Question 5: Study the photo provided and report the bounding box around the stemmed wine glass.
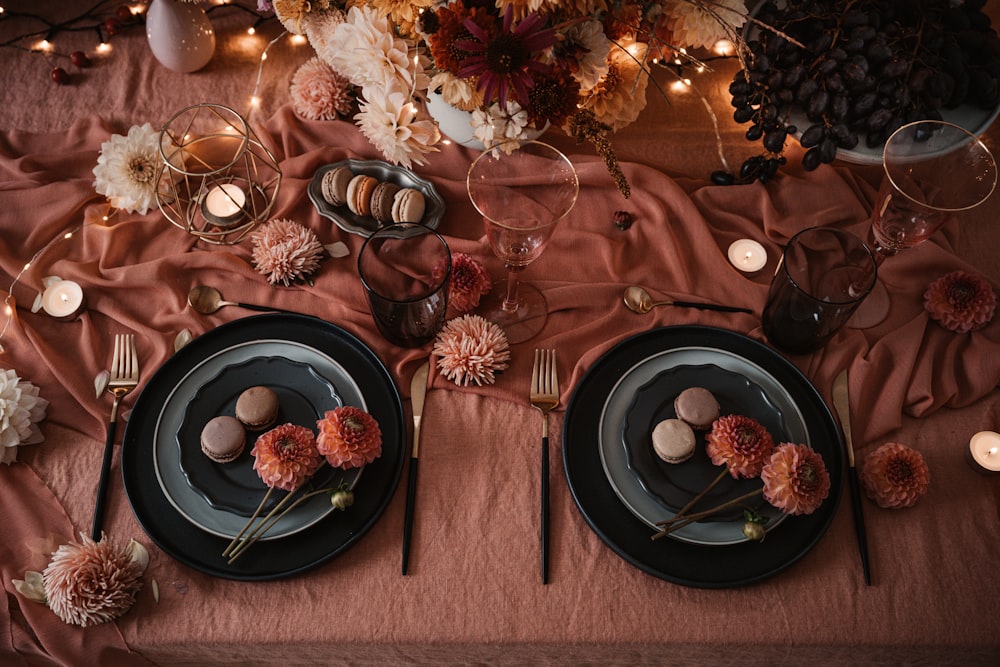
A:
[850,119,997,328]
[467,140,579,343]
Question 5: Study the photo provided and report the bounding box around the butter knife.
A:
[402,360,430,575]
[832,369,872,586]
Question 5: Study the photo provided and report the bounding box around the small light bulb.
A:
[247,27,256,35]
[97,42,111,53]
[250,96,261,108]
[63,232,73,239]
[261,52,268,61]
[289,34,306,45]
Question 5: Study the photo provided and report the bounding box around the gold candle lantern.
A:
[155,103,282,245]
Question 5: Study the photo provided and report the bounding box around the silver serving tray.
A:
[308,159,446,237]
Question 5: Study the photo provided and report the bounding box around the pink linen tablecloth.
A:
[2,3,999,665]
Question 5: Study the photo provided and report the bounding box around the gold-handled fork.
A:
[92,333,140,540]
[530,349,559,585]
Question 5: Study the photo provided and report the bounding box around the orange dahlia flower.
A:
[316,406,382,469]
[251,423,322,492]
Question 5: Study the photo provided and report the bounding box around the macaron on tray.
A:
[308,159,446,237]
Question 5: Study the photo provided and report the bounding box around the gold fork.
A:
[92,333,140,540]
[530,348,559,585]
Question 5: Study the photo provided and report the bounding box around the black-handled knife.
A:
[402,361,429,575]
[832,369,872,586]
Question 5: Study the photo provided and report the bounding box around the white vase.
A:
[146,0,216,73]
[425,90,548,150]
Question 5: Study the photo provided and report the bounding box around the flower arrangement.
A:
[273,1,751,193]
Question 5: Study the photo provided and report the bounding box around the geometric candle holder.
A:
[155,103,282,245]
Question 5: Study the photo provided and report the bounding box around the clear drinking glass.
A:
[467,140,579,344]
[850,120,997,327]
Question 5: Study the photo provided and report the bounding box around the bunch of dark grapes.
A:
[716,0,1000,184]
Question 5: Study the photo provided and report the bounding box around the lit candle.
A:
[728,239,768,273]
[201,183,246,227]
[968,431,1000,474]
[41,279,85,319]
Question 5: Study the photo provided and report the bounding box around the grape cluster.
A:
[719,0,1000,182]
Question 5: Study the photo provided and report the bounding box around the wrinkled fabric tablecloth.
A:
[1,3,999,665]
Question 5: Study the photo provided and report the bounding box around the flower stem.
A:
[651,489,764,541]
[227,489,329,564]
[222,487,273,557]
[654,469,729,529]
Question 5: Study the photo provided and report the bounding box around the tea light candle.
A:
[968,431,1000,474]
[202,183,246,227]
[41,279,85,319]
[728,239,767,273]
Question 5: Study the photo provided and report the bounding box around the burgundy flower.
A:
[443,253,492,314]
[761,443,831,515]
[705,414,775,479]
[859,442,930,509]
[455,5,555,108]
[923,270,996,333]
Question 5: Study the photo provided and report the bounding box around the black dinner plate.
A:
[563,325,843,588]
[623,364,788,524]
[121,314,405,581]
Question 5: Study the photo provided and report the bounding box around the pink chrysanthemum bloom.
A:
[42,534,145,627]
[923,270,996,333]
[432,314,510,386]
[859,442,930,509]
[433,253,492,314]
[761,443,831,515]
[290,56,355,120]
[251,218,325,286]
[252,423,322,492]
[316,406,382,469]
[705,414,775,479]
[455,5,555,108]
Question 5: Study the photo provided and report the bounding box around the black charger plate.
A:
[562,325,843,588]
[121,314,405,581]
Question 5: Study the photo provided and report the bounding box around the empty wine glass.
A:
[467,140,579,343]
[850,119,997,328]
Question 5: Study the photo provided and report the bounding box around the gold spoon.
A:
[187,286,300,316]
[623,285,753,315]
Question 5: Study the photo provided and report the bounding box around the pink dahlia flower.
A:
[923,270,996,333]
[432,314,510,386]
[316,406,382,469]
[290,56,354,120]
[706,414,775,479]
[761,443,831,515]
[251,218,325,286]
[42,534,145,627]
[859,442,930,509]
[252,423,321,492]
[436,253,492,314]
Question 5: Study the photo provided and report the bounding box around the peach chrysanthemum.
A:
[432,314,510,386]
[42,534,146,627]
[441,253,493,314]
[290,56,355,120]
[705,414,775,479]
[923,270,997,333]
[316,406,383,469]
[251,423,322,492]
[660,0,747,51]
[859,442,930,509]
[251,218,325,286]
[576,42,649,131]
[761,443,831,515]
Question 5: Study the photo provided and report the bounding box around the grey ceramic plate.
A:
[308,159,445,237]
[153,339,366,540]
[600,347,809,546]
[177,356,344,516]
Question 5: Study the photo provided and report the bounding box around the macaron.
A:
[321,166,353,207]
[651,419,697,464]
[234,386,280,432]
[391,187,426,223]
[200,416,246,463]
[674,387,720,430]
[346,174,378,216]
[369,181,401,224]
